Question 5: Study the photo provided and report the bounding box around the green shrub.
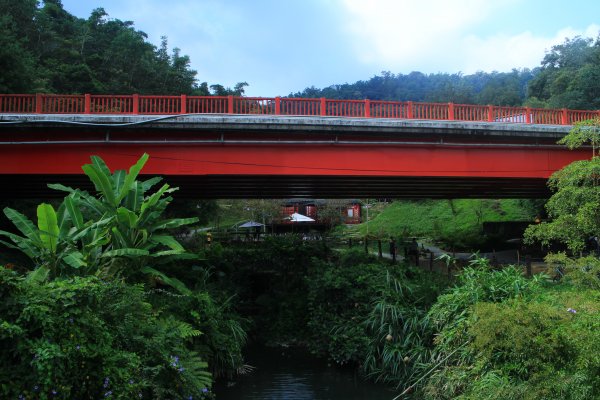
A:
[456,297,600,400]
[204,236,330,342]
[306,251,384,364]
[306,249,445,371]
[545,253,600,290]
[0,267,213,400]
[471,301,572,379]
[150,285,247,379]
[363,272,436,388]
[418,263,599,400]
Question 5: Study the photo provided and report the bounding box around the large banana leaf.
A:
[3,207,42,245]
[102,248,149,257]
[90,155,112,177]
[48,184,106,216]
[112,169,126,200]
[138,211,161,228]
[151,235,185,251]
[37,203,59,252]
[62,251,86,268]
[64,195,84,230]
[141,176,162,192]
[117,153,149,202]
[0,231,41,259]
[82,164,117,207]
[151,217,199,231]
[141,266,191,295]
[71,216,112,240]
[124,181,144,212]
[110,226,133,248]
[152,250,188,257]
[140,183,171,217]
[24,266,50,284]
[116,207,139,229]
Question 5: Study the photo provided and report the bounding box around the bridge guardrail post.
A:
[526,107,532,124]
[275,96,281,115]
[365,99,371,118]
[35,93,43,114]
[180,94,187,114]
[487,105,494,122]
[448,102,455,120]
[132,94,139,114]
[228,95,234,114]
[561,108,568,125]
[320,97,326,116]
[84,94,91,114]
[407,101,413,119]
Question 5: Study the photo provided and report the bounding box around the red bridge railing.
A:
[1,93,599,125]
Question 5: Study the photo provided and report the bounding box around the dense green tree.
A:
[0,1,234,95]
[527,36,600,109]
[0,16,36,92]
[524,118,600,252]
[291,69,535,106]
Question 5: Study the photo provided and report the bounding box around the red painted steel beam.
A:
[0,144,590,179]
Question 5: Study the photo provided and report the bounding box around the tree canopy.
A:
[527,36,600,109]
[524,118,600,252]
[290,69,536,106]
[0,0,245,95]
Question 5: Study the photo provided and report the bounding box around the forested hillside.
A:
[292,69,536,106]
[0,0,247,95]
[292,36,600,110]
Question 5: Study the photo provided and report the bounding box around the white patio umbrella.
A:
[238,221,265,228]
[288,212,315,222]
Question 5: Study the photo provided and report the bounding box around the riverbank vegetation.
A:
[202,239,599,399]
[0,154,245,399]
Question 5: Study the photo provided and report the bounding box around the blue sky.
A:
[60,0,600,96]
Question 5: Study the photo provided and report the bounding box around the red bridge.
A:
[0,94,596,199]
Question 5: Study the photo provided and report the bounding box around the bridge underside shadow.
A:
[1,174,550,199]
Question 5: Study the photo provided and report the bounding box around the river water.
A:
[214,345,396,400]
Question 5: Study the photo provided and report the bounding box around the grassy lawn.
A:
[347,199,541,250]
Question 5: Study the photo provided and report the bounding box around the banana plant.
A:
[0,200,110,278]
[48,153,198,293]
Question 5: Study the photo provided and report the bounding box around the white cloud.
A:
[340,0,600,74]
[461,24,600,73]
[341,0,512,65]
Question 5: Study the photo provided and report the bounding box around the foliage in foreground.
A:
[0,154,248,397]
[416,264,600,400]
[0,268,212,399]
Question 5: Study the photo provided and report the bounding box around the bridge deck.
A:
[0,113,589,199]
